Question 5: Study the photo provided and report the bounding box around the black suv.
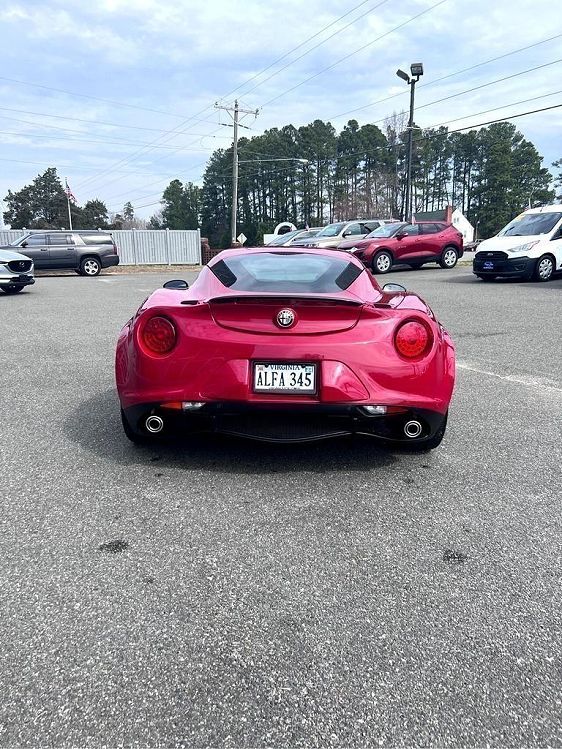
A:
[1,231,119,276]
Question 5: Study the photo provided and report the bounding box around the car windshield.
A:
[316,222,346,237]
[212,252,362,292]
[267,230,302,246]
[290,230,320,243]
[498,212,562,237]
[366,222,406,238]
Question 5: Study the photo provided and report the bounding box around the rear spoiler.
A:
[207,294,363,306]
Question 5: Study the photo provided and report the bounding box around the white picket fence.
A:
[0,228,202,265]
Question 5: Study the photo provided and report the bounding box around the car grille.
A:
[476,251,508,261]
[7,260,32,273]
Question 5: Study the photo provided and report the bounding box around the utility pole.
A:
[214,100,258,245]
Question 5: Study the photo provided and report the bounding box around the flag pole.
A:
[66,177,73,230]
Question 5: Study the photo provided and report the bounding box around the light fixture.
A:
[410,62,424,78]
[396,68,410,83]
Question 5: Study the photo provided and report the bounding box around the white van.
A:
[473,205,562,282]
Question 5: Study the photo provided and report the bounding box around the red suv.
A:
[338,221,463,274]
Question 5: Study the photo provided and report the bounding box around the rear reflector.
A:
[395,320,431,358]
[161,401,204,411]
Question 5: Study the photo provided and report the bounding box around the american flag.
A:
[65,178,77,203]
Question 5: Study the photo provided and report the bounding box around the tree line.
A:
[2,168,144,231]
[3,121,561,247]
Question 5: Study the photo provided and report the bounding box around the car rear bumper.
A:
[122,401,447,444]
[101,254,119,268]
[473,255,533,277]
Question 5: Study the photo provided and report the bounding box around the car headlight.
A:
[506,241,539,253]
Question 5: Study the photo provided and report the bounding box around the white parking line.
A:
[457,361,562,393]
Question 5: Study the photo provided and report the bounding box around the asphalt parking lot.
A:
[1,264,561,747]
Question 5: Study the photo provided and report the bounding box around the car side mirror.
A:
[21,241,28,248]
[342,230,351,237]
[382,283,406,293]
[163,279,189,290]
[395,232,407,240]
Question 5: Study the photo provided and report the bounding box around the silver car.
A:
[0,249,35,294]
[266,228,322,247]
[298,220,388,249]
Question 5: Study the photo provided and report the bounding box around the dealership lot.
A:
[1,266,561,746]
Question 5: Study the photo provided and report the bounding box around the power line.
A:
[259,0,448,108]
[0,105,218,131]
[328,57,562,143]
[0,156,200,177]
[219,0,378,98]
[327,32,562,120]
[238,0,393,99]
[0,113,235,142]
[0,129,223,152]
[0,76,196,119]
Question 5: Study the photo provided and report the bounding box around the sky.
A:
[0,0,561,225]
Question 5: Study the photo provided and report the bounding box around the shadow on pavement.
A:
[65,388,398,474]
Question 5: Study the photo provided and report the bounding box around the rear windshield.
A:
[211,252,362,292]
[498,212,562,237]
[80,234,114,245]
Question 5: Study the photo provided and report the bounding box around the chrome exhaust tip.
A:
[404,420,423,439]
[145,415,164,434]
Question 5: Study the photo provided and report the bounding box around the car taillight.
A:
[142,316,176,354]
[395,320,431,358]
[113,241,119,255]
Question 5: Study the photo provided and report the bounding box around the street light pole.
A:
[396,63,423,222]
[406,79,415,222]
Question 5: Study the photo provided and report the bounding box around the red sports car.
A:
[116,248,455,448]
[338,221,463,274]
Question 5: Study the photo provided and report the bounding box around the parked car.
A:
[266,228,321,246]
[116,247,455,450]
[0,249,35,294]
[473,205,562,282]
[298,220,390,249]
[338,221,464,273]
[2,231,119,276]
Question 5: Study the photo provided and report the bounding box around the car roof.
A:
[524,205,562,215]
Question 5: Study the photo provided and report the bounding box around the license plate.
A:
[253,362,316,393]
[483,261,494,270]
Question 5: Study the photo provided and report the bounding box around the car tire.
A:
[372,250,393,274]
[1,285,25,294]
[476,274,496,281]
[121,409,149,445]
[439,246,458,269]
[534,254,555,282]
[79,256,102,276]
